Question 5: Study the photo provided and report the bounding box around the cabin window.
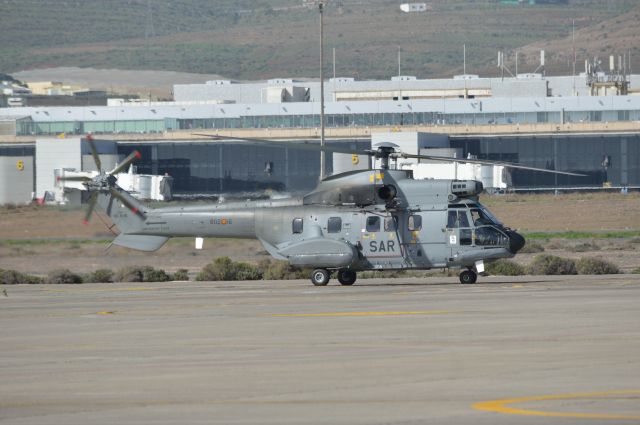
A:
[460,229,473,246]
[447,210,470,228]
[327,217,342,233]
[384,216,397,232]
[408,215,422,231]
[366,216,380,232]
[292,218,303,234]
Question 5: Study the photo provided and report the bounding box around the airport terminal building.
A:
[0,72,639,201]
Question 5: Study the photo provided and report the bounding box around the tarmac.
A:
[1,275,639,425]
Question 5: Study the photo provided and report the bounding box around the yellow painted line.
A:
[473,390,640,420]
[96,311,116,315]
[272,310,453,317]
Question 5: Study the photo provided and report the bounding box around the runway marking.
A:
[43,287,156,293]
[272,310,453,317]
[473,390,640,420]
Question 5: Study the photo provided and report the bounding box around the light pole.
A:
[319,1,326,180]
[306,0,327,180]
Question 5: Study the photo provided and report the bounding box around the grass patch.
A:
[196,257,262,281]
[0,269,43,285]
[0,238,112,247]
[519,242,545,253]
[486,260,526,276]
[527,254,577,275]
[524,231,640,240]
[567,242,601,252]
[576,258,620,275]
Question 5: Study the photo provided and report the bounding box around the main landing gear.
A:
[459,269,477,284]
[337,270,357,286]
[310,269,357,286]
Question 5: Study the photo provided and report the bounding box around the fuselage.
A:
[136,193,523,271]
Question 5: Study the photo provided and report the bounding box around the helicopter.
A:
[58,134,583,286]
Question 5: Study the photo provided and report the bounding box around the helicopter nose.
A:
[507,230,526,254]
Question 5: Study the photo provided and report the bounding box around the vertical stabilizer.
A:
[97,188,147,234]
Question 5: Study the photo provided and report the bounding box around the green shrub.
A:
[258,259,308,280]
[142,267,171,282]
[46,269,83,284]
[196,257,263,281]
[527,255,577,275]
[84,269,114,283]
[172,269,190,281]
[115,266,170,282]
[115,266,145,282]
[0,269,43,284]
[576,258,620,275]
[632,267,640,274]
[486,260,525,276]
[519,242,545,254]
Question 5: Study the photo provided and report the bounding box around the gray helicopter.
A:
[60,134,583,286]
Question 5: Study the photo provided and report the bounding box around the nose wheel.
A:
[459,269,477,284]
[311,269,331,286]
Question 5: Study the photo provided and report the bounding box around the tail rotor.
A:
[60,135,144,224]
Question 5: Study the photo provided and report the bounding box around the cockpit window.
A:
[447,210,470,228]
[366,216,380,232]
[471,207,501,226]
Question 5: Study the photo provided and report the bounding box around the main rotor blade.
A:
[192,133,374,156]
[109,151,141,176]
[85,135,102,171]
[109,187,145,218]
[394,153,586,177]
[83,192,98,225]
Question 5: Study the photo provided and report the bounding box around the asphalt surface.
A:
[1,275,639,425]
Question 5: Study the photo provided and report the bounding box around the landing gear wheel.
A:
[337,270,357,286]
[311,269,331,286]
[459,269,477,284]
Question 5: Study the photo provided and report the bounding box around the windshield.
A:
[470,207,502,226]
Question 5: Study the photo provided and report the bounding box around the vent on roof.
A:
[391,76,417,81]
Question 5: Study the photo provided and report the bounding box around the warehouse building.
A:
[0,72,639,201]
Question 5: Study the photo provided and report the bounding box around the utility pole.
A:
[572,19,576,95]
[305,0,328,179]
[319,1,326,180]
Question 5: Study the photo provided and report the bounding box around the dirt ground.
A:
[1,192,639,276]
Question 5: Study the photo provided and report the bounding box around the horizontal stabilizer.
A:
[112,234,169,252]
